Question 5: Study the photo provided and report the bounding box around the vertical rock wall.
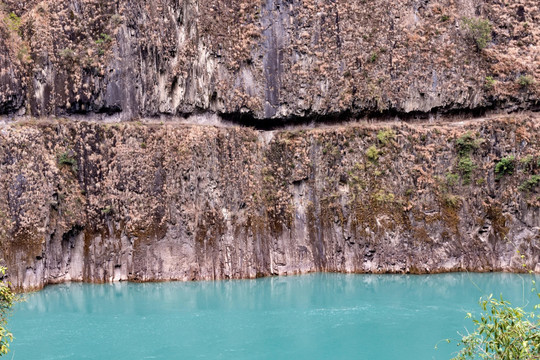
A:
[0,114,539,290]
[0,0,539,119]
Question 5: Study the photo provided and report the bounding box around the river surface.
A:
[9,273,539,359]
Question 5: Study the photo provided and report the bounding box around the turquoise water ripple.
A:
[10,273,539,360]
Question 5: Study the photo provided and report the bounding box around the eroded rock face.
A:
[0,0,539,119]
[0,114,539,290]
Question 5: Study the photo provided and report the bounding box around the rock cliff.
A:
[0,114,538,290]
[1,0,540,290]
[0,0,539,119]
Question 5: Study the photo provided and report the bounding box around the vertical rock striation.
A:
[0,114,538,290]
[0,0,539,119]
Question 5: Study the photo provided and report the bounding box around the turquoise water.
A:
[9,273,539,360]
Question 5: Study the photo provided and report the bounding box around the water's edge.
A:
[15,269,535,294]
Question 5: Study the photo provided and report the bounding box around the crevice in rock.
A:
[219,100,540,130]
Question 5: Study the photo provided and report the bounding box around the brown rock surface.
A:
[0,0,539,119]
[1,0,540,290]
[0,114,539,290]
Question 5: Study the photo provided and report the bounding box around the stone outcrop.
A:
[0,0,539,120]
[1,0,540,291]
[0,114,538,290]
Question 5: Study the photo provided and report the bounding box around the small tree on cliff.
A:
[0,267,16,356]
[462,17,492,50]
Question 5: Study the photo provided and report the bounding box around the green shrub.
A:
[95,33,112,45]
[0,266,17,356]
[4,12,21,35]
[377,129,396,145]
[458,156,476,184]
[59,48,75,60]
[454,133,482,184]
[443,194,461,208]
[520,155,534,166]
[518,175,540,192]
[57,152,78,173]
[495,156,515,179]
[366,145,380,162]
[455,132,478,157]
[484,76,496,90]
[95,33,112,56]
[446,173,460,187]
[452,294,540,360]
[463,17,492,50]
[374,190,395,203]
[517,75,535,87]
[520,155,536,173]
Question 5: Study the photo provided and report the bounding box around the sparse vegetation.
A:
[0,266,16,356]
[446,173,460,187]
[16,45,31,64]
[95,33,112,46]
[452,294,540,360]
[484,76,496,90]
[443,194,461,208]
[495,156,515,179]
[458,156,476,184]
[95,33,113,56]
[110,14,123,26]
[455,132,480,184]
[366,145,380,162]
[4,12,21,35]
[101,206,114,215]
[520,155,536,173]
[377,129,396,145]
[518,175,540,192]
[374,190,395,203]
[455,132,479,156]
[57,152,78,173]
[520,155,534,166]
[476,178,486,185]
[463,17,492,50]
[517,75,535,87]
[59,48,75,60]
